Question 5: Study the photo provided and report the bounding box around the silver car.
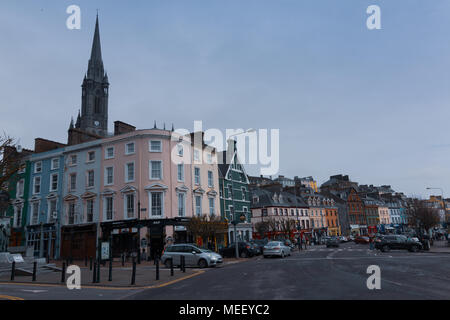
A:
[161,244,223,268]
[263,241,291,258]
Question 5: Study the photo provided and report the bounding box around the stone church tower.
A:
[68,15,109,145]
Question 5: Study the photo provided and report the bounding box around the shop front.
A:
[26,224,57,258]
[60,224,97,260]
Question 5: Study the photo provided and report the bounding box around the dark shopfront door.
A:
[149,225,165,260]
[112,232,138,258]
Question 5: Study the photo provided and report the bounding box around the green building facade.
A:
[218,148,252,245]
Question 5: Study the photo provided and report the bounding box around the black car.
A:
[375,235,423,252]
[250,239,268,255]
[326,237,340,248]
[219,242,255,258]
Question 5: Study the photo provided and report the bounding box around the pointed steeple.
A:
[75,110,81,128]
[87,14,105,81]
[91,14,102,61]
[69,117,74,130]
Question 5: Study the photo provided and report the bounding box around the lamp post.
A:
[227,129,256,259]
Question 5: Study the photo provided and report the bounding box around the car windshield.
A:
[267,242,281,246]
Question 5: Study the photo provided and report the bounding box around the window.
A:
[177,164,184,182]
[68,202,76,225]
[194,149,200,162]
[16,179,24,198]
[105,197,113,221]
[195,196,202,216]
[228,185,233,199]
[31,202,39,225]
[207,153,212,164]
[48,199,57,222]
[33,177,41,194]
[126,163,135,182]
[14,206,22,228]
[150,192,163,217]
[177,144,183,157]
[105,167,114,185]
[69,174,77,191]
[149,140,162,152]
[35,162,42,173]
[50,174,58,191]
[125,142,135,155]
[241,187,246,201]
[178,193,185,217]
[51,158,59,170]
[125,194,135,219]
[87,151,95,162]
[87,170,95,188]
[86,200,94,222]
[194,167,200,185]
[105,147,115,159]
[274,208,278,215]
[70,155,77,166]
[150,161,162,180]
[209,198,215,216]
[208,171,213,188]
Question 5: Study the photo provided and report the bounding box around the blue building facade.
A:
[27,148,65,258]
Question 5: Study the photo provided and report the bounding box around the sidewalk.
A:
[428,240,450,254]
[0,262,202,288]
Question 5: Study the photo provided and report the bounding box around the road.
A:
[128,242,450,300]
[0,242,449,300]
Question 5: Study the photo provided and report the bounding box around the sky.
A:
[1,0,450,198]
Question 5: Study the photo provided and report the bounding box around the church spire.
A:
[87,14,104,81]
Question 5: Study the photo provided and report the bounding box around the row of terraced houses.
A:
[1,17,448,258]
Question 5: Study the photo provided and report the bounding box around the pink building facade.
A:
[98,129,220,259]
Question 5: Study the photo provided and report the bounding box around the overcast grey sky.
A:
[1,1,450,197]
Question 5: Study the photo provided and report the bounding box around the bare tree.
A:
[279,219,297,239]
[187,215,228,247]
[406,198,441,233]
[254,221,270,238]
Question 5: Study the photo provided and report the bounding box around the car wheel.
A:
[382,245,390,252]
[410,245,419,253]
[198,259,208,269]
[240,251,248,258]
[263,255,268,259]
[281,251,285,258]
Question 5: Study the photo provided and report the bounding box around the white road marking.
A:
[21,290,48,293]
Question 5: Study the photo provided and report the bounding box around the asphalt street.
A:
[0,242,449,300]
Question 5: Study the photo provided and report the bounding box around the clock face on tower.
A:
[94,121,100,127]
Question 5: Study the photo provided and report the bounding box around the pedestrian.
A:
[369,237,374,250]
[298,237,303,251]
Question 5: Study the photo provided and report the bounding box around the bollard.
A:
[93,262,97,283]
[85,256,88,267]
[96,259,101,283]
[90,257,93,271]
[122,253,125,267]
[32,262,37,282]
[156,257,160,281]
[179,256,183,271]
[170,258,174,277]
[11,261,15,281]
[131,258,136,285]
[181,255,186,273]
[61,262,66,283]
[108,258,112,282]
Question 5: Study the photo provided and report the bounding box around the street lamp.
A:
[228,129,256,259]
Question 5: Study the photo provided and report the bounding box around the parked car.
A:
[348,235,355,241]
[354,236,370,244]
[339,236,348,243]
[219,242,255,258]
[250,239,268,255]
[375,235,423,252]
[263,241,291,258]
[161,244,223,268]
[248,241,261,255]
[326,237,340,248]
